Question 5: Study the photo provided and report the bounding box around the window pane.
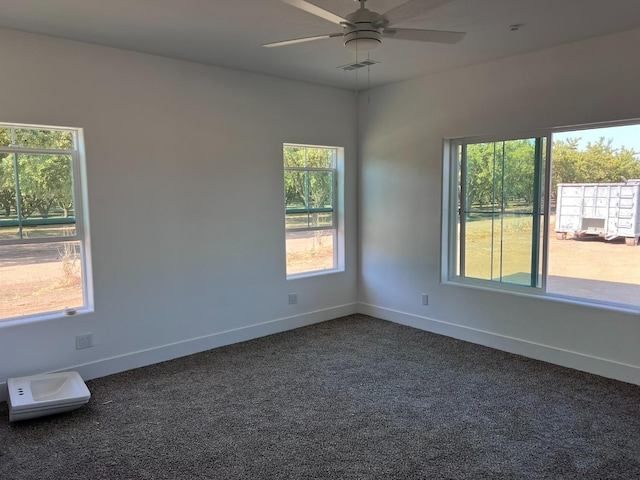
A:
[306,148,333,168]
[16,153,76,239]
[286,230,335,276]
[0,241,84,321]
[310,212,333,228]
[461,139,540,286]
[285,213,310,230]
[308,171,333,209]
[462,212,495,281]
[549,125,640,305]
[20,222,76,239]
[284,170,307,210]
[0,154,17,239]
[0,128,11,147]
[498,214,535,285]
[284,146,334,168]
[13,128,74,150]
[283,144,339,277]
[283,147,305,167]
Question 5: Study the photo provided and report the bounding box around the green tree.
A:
[41,156,74,217]
[0,187,15,217]
[17,156,56,218]
[466,142,501,208]
[551,137,640,198]
[284,147,334,230]
[465,136,640,209]
[501,139,536,205]
[284,148,306,214]
[0,153,15,217]
[0,127,76,219]
[13,128,73,150]
[465,140,536,209]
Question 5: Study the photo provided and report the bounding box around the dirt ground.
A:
[286,230,334,276]
[1,231,638,322]
[547,234,640,304]
[0,243,83,320]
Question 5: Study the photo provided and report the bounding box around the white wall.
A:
[359,28,640,385]
[3,24,639,402]
[0,28,358,400]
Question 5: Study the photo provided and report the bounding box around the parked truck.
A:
[555,180,640,246]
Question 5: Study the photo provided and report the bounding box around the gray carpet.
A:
[1,314,639,479]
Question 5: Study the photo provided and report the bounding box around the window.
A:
[444,121,640,310]
[0,123,92,322]
[284,144,342,277]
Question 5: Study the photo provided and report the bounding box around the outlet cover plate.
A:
[76,333,93,350]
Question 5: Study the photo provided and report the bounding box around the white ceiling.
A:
[2,0,640,90]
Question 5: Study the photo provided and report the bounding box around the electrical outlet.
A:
[76,333,93,350]
[421,294,429,306]
[288,293,298,305]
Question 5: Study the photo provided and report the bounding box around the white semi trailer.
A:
[555,180,640,246]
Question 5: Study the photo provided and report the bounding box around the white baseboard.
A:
[358,303,640,386]
[2,301,636,404]
[0,303,358,403]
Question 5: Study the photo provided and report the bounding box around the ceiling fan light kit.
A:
[342,2,383,52]
[344,30,382,52]
[264,0,465,52]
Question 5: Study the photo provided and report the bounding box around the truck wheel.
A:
[556,232,567,240]
[625,237,639,246]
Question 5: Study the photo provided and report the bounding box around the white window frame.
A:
[442,120,640,314]
[284,143,345,279]
[0,122,93,325]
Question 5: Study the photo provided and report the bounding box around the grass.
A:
[461,215,540,283]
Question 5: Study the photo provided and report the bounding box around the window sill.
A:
[287,268,344,280]
[442,278,640,316]
[0,307,94,328]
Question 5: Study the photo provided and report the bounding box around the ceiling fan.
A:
[263,0,465,52]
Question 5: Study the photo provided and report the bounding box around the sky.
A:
[553,124,640,154]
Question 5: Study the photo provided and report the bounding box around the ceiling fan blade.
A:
[382,0,455,26]
[263,33,342,48]
[281,0,351,26]
[383,28,465,44]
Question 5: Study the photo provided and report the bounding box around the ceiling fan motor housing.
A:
[264,0,466,50]
[343,7,386,52]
